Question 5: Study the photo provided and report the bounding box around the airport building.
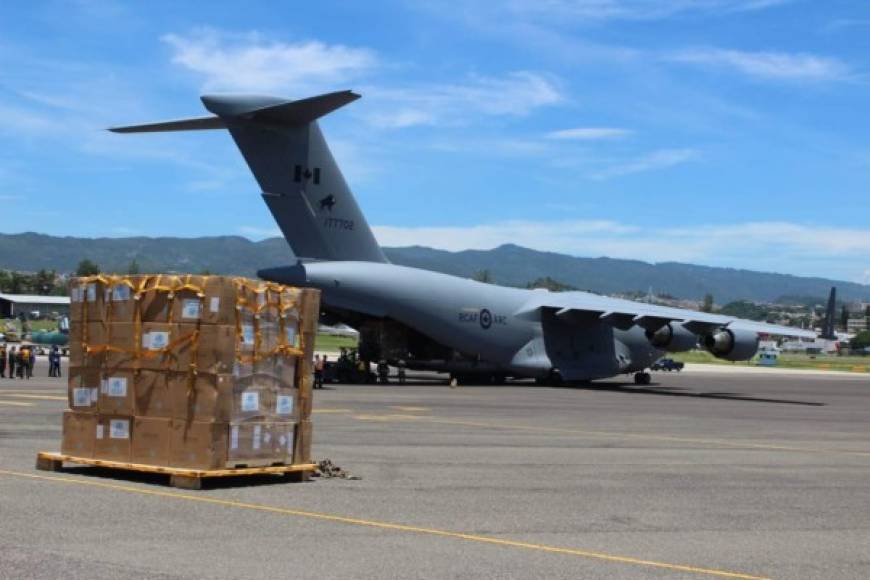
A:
[847,318,868,334]
[0,293,70,319]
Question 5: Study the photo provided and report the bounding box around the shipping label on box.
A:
[227,422,277,464]
[97,369,135,415]
[68,366,101,412]
[180,298,202,320]
[232,386,274,421]
[94,416,132,462]
[70,278,107,323]
[275,393,295,418]
[274,422,295,463]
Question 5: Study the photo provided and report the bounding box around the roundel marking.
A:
[479,308,493,330]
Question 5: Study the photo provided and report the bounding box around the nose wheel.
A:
[634,371,651,385]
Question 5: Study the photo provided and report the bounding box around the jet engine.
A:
[645,323,698,352]
[703,328,759,361]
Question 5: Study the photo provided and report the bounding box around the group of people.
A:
[0,344,63,379]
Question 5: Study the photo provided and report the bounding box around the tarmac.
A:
[1,360,869,580]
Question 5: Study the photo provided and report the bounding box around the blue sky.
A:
[1,0,868,283]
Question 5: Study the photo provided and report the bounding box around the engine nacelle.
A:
[646,323,698,352]
[703,328,759,361]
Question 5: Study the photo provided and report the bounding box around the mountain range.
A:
[2,232,868,304]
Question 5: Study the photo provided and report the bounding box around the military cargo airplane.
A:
[111,91,815,385]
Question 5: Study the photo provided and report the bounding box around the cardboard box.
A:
[133,275,239,325]
[227,422,276,466]
[169,372,233,422]
[69,279,106,323]
[94,416,132,462]
[131,417,171,466]
[231,384,274,421]
[294,420,313,464]
[68,366,101,413]
[135,322,198,372]
[105,282,137,322]
[69,321,107,368]
[61,411,97,457]
[169,420,227,469]
[273,387,298,422]
[98,368,136,415]
[102,322,137,369]
[196,324,239,374]
[135,370,173,418]
[273,422,296,463]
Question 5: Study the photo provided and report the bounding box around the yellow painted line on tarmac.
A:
[1,393,67,401]
[311,408,354,414]
[389,406,430,412]
[0,468,767,579]
[0,400,35,407]
[348,414,870,458]
[354,414,425,422]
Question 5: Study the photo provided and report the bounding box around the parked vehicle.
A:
[650,358,684,372]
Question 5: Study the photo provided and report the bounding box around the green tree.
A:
[127,259,141,275]
[719,300,769,321]
[9,271,28,294]
[76,259,100,277]
[851,330,870,350]
[526,277,576,292]
[472,269,492,284]
[840,305,850,332]
[701,293,714,313]
[34,269,56,295]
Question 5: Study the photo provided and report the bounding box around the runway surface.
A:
[1,361,868,579]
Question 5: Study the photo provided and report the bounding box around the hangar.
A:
[0,293,70,319]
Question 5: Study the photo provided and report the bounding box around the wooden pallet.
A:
[36,451,317,490]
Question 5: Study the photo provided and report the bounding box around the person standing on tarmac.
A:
[49,346,61,377]
[0,344,6,378]
[19,345,33,379]
[397,359,407,385]
[313,354,324,389]
[8,346,17,378]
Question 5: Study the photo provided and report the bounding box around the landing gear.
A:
[634,371,651,385]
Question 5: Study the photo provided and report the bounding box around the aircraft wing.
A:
[515,291,816,339]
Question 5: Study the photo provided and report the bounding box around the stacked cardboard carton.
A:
[62,275,319,470]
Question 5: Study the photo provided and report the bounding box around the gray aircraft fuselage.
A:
[260,261,662,381]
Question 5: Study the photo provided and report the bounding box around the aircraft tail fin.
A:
[110,90,387,264]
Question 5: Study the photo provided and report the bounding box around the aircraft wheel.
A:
[634,372,652,385]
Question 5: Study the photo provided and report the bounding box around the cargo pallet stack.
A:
[36,274,320,489]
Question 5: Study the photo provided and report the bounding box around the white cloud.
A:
[590,148,698,179]
[500,0,792,21]
[668,49,849,81]
[162,28,378,93]
[362,71,563,128]
[373,219,870,282]
[546,127,631,140]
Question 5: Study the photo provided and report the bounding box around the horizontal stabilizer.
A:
[201,90,360,126]
[109,115,225,133]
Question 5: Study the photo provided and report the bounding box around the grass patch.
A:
[315,334,358,352]
[671,350,869,373]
